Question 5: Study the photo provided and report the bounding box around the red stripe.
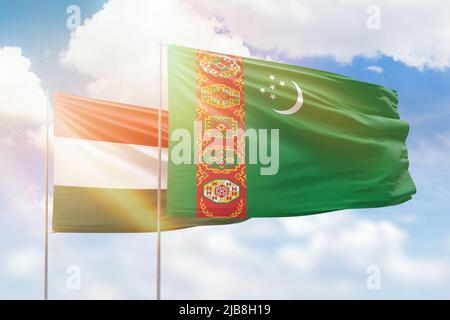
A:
[54,93,168,147]
[195,50,247,219]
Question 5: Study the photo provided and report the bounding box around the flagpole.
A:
[44,90,50,300]
[156,41,163,300]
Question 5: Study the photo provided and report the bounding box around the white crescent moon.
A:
[273,80,304,115]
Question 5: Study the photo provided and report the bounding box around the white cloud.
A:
[411,134,450,166]
[367,65,384,73]
[0,134,16,146]
[60,0,450,107]
[278,213,449,285]
[8,183,50,239]
[191,0,450,70]
[60,0,251,107]
[0,47,47,124]
[26,127,46,149]
[12,184,45,217]
[26,125,53,150]
[42,50,51,59]
[2,248,41,279]
[0,46,48,152]
[160,213,450,299]
[386,253,448,284]
[15,212,447,299]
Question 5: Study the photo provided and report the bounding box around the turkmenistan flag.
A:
[52,93,244,232]
[166,45,416,219]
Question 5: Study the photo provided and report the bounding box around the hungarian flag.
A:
[52,93,243,232]
[166,46,416,219]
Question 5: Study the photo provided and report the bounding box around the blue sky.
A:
[1,0,450,299]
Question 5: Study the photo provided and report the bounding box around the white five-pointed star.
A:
[259,87,266,94]
[269,84,276,91]
[269,74,276,81]
[270,94,276,100]
[279,80,286,87]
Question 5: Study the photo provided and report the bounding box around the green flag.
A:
[166,45,416,219]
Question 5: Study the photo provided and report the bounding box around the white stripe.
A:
[54,137,167,189]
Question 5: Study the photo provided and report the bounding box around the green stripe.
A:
[53,186,245,233]
[243,56,415,216]
[166,45,197,217]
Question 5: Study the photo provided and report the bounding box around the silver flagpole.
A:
[44,90,50,300]
[156,41,163,300]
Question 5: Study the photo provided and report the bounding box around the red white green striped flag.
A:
[52,93,243,232]
[166,46,416,219]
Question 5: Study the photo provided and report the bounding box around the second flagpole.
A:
[44,90,50,300]
[156,41,163,300]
